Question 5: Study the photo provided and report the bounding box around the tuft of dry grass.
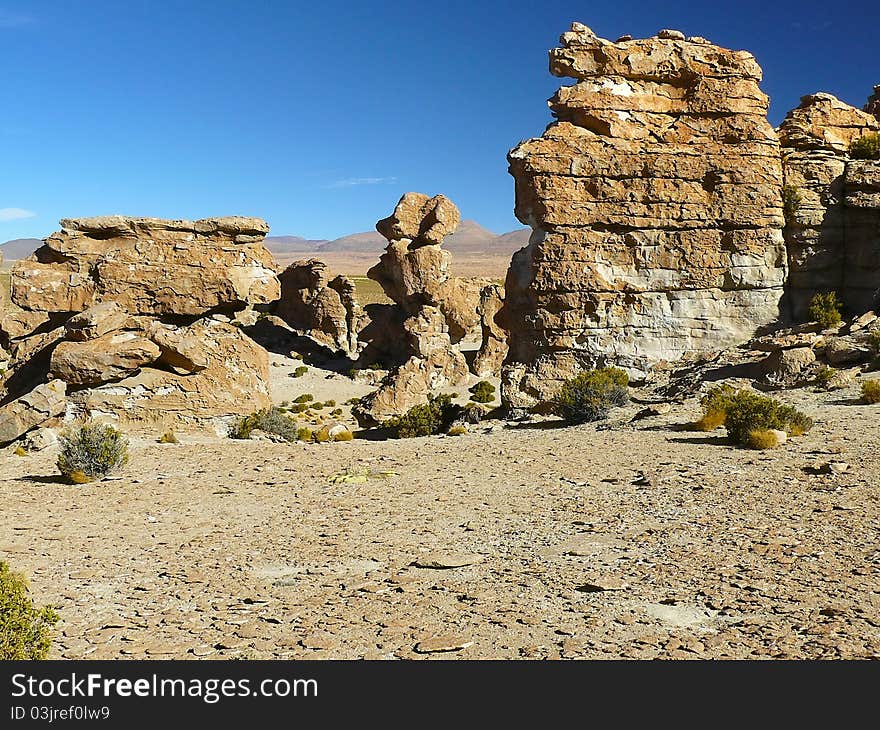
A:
[745,429,782,450]
[861,380,880,404]
[692,409,726,431]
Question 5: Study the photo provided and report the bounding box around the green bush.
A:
[57,422,129,484]
[782,184,803,225]
[808,292,842,328]
[850,132,880,160]
[459,402,487,424]
[724,391,813,445]
[469,381,496,404]
[862,380,880,404]
[0,561,59,659]
[693,384,737,431]
[230,407,298,442]
[296,427,314,442]
[385,394,457,438]
[292,366,308,378]
[553,367,629,424]
[814,365,838,390]
[868,328,880,354]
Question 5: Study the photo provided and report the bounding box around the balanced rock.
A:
[11,216,279,316]
[275,259,362,356]
[502,25,787,408]
[473,283,508,378]
[0,379,66,445]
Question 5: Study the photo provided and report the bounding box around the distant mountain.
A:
[264,235,328,255]
[0,238,41,263]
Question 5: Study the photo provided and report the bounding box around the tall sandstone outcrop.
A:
[501,24,788,410]
[779,93,880,319]
[1,217,276,436]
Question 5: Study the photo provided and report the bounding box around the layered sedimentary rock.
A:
[275,259,363,356]
[473,284,508,378]
[501,23,788,409]
[0,380,66,445]
[1,217,276,434]
[779,93,880,318]
[11,216,279,316]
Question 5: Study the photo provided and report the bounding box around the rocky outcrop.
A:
[473,284,508,378]
[501,24,787,410]
[866,85,880,122]
[354,194,474,423]
[10,216,279,316]
[779,93,880,319]
[1,217,276,431]
[275,259,363,356]
[0,380,66,445]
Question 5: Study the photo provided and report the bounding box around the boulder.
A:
[501,25,787,408]
[64,302,129,341]
[275,259,363,356]
[761,346,816,386]
[0,379,66,445]
[11,216,279,316]
[375,192,460,248]
[473,283,508,377]
[49,331,161,386]
[825,335,874,365]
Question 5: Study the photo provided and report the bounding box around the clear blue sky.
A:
[1,0,877,242]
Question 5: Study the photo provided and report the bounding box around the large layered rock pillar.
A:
[501,23,787,410]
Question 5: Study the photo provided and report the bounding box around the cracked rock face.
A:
[779,93,880,319]
[501,23,788,410]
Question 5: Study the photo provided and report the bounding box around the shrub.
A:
[13,446,27,457]
[324,400,336,408]
[0,562,59,660]
[553,367,629,424]
[744,428,783,450]
[292,366,308,378]
[296,427,314,442]
[814,365,837,389]
[314,428,330,443]
[294,394,314,404]
[861,380,880,404]
[850,132,880,160]
[158,431,178,444]
[808,292,842,329]
[333,430,354,442]
[386,393,457,438]
[469,381,496,404]
[57,422,128,484]
[331,408,343,417]
[291,403,309,414]
[447,425,468,436]
[460,402,487,424]
[868,328,880,355]
[693,384,737,431]
[782,184,803,225]
[230,407,298,442]
[723,391,813,446]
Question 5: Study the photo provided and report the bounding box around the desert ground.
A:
[2,345,878,660]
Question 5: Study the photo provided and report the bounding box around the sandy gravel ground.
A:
[1,379,878,660]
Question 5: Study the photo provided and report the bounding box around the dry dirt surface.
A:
[1,381,879,660]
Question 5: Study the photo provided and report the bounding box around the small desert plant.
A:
[469,381,496,404]
[744,428,783,450]
[868,328,880,355]
[57,422,128,484]
[553,367,629,424]
[292,366,308,378]
[13,445,27,457]
[782,184,803,225]
[230,407,298,442]
[296,427,314,442]
[724,391,813,446]
[324,399,336,408]
[294,393,314,403]
[459,402,487,424]
[861,380,880,404]
[808,292,842,329]
[158,431,178,444]
[314,428,330,443]
[333,430,354,442]
[331,408,343,417]
[0,562,59,660]
[693,384,737,431]
[850,132,880,160]
[814,365,838,390]
[291,403,309,414]
[447,425,468,436]
[386,393,457,438]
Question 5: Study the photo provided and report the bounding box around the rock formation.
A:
[0,380,66,445]
[501,23,788,411]
[473,283,508,378]
[1,217,276,437]
[275,259,363,356]
[779,93,880,319]
[355,194,473,423]
[865,85,880,122]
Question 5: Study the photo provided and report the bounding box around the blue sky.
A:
[1,0,877,241]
